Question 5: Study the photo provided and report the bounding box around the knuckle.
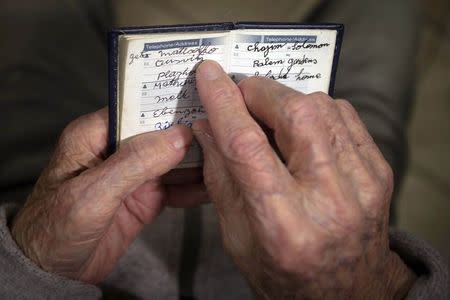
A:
[237,76,262,91]
[210,84,241,104]
[126,134,167,168]
[336,99,357,114]
[57,111,106,154]
[279,91,304,105]
[379,161,394,195]
[225,126,268,163]
[381,160,394,184]
[366,159,394,198]
[309,91,333,104]
[280,95,319,124]
[59,119,83,146]
[360,166,394,216]
[311,92,340,119]
[267,232,323,276]
[272,247,303,274]
[263,230,306,274]
[336,99,362,122]
[238,76,276,96]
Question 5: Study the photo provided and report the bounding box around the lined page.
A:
[117,28,338,169]
[119,32,229,168]
[229,29,337,93]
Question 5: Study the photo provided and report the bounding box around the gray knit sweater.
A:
[0,203,448,300]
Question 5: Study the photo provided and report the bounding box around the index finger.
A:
[238,77,336,180]
[195,60,286,191]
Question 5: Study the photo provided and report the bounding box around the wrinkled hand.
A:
[11,108,206,283]
[193,61,416,299]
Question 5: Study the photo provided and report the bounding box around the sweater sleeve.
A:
[0,203,101,300]
[1,199,448,300]
[390,229,450,300]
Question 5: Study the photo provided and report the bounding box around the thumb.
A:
[73,125,193,206]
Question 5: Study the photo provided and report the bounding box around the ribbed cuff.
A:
[390,228,450,300]
[0,203,101,300]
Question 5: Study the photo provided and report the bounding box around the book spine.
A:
[107,31,119,155]
[328,25,345,97]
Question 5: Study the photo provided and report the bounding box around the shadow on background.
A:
[397,0,450,261]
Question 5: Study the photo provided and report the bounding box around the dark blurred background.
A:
[395,0,450,261]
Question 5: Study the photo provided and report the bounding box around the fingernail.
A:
[199,60,223,81]
[167,127,191,150]
[172,138,187,150]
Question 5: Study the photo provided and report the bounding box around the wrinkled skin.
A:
[192,61,416,299]
[12,110,207,283]
[12,60,416,299]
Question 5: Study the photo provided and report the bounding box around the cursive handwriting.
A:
[254,68,289,80]
[154,121,173,130]
[154,115,198,130]
[292,41,330,50]
[158,44,218,57]
[129,52,149,65]
[247,42,287,58]
[155,55,203,67]
[286,55,318,73]
[154,89,190,104]
[153,77,196,90]
[152,106,206,118]
[155,45,218,68]
[253,57,285,68]
[295,68,322,81]
[287,54,317,67]
[157,67,195,81]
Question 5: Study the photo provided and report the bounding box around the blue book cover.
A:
[108,22,344,166]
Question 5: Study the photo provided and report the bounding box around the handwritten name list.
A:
[120,30,337,167]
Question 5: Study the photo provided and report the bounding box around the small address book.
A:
[108,22,344,167]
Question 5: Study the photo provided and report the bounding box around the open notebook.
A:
[108,22,344,167]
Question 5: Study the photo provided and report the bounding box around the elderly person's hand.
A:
[193,61,416,299]
[11,109,206,283]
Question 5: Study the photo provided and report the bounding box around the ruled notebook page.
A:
[118,31,229,168]
[116,28,338,168]
[228,29,337,94]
